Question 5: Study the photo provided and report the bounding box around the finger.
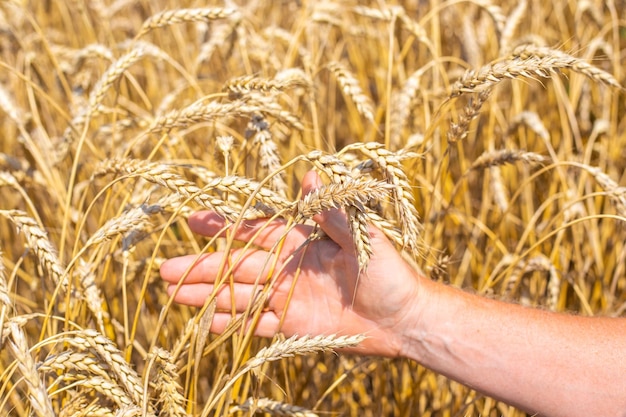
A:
[188,211,308,251]
[301,170,355,252]
[210,312,281,338]
[167,282,263,311]
[160,249,276,285]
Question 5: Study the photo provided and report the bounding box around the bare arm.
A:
[401,278,626,417]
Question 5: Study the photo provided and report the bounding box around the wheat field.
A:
[0,0,624,416]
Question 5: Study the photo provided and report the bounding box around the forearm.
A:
[401,279,626,417]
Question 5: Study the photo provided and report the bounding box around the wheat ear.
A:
[0,209,68,290]
[64,329,144,406]
[137,7,241,38]
[327,61,375,124]
[231,397,319,416]
[150,347,187,417]
[6,323,55,417]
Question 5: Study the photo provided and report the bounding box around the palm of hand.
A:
[160,172,421,357]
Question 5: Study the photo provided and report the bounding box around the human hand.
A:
[160,171,425,357]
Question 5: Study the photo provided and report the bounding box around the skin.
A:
[160,171,626,417]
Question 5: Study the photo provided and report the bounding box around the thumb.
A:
[301,170,355,252]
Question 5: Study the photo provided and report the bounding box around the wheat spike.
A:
[447,89,492,144]
[150,347,187,417]
[506,111,550,141]
[231,397,319,416]
[244,334,365,371]
[327,61,375,124]
[248,117,288,196]
[148,99,247,133]
[512,44,623,90]
[451,45,623,97]
[0,209,68,290]
[7,323,55,417]
[39,350,112,382]
[64,329,144,406]
[224,70,311,99]
[500,0,527,54]
[469,149,548,172]
[0,82,26,126]
[342,143,423,254]
[389,66,428,147]
[137,7,241,38]
[295,179,393,221]
[93,159,265,221]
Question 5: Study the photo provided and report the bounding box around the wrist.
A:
[396,277,462,363]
